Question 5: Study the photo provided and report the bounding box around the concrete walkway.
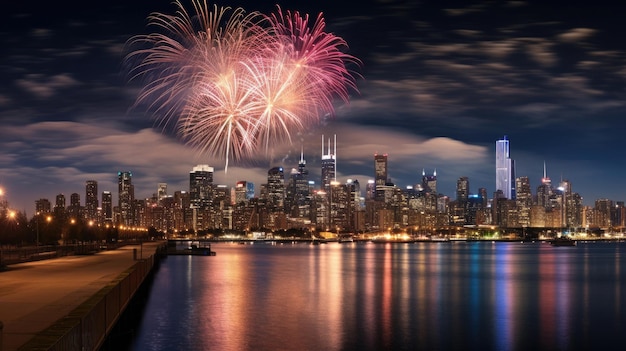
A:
[0,242,162,351]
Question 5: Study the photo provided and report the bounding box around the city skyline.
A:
[3,137,611,219]
[3,1,626,212]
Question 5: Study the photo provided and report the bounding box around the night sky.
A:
[2,0,626,213]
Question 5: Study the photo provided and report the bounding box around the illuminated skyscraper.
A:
[157,183,167,204]
[189,165,214,209]
[365,180,375,200]
[516,176,532,227]
[235,181,255,204]
[495,136,515,200]
[267,167,285,209]
[85,180,98,221]
[321,134,336,191]
[422,169,437,193]
[374,153,388,201]
[295,151,310,200]
[68,193,81,219]
[102,191,112,223]
[536,162,552,208]
[456,176,469,203]
[54,193,66,219]
[286,149,310,216]
[55,194,66,210]
[118,171,134,226]
[374,153,388,186]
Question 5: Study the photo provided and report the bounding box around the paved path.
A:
[0,242,162,351]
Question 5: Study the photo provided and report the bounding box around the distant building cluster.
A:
[27,135,625,234]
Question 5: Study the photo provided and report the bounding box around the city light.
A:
[2,141,625,244]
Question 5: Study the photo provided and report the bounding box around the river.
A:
[121,241,625,350]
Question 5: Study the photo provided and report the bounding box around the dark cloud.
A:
[2,0,626,212]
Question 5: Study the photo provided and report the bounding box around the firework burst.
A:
[126,0,360,171]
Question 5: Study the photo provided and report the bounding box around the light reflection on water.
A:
[130,241,626,351]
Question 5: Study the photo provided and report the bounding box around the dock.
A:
[0,241,165,351]
[166,239,216,256]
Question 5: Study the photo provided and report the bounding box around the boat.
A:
[311,238,328,245]
[338,235,354,243]
[549,236,577,246]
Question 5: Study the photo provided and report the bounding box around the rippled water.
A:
[128,241,626,351]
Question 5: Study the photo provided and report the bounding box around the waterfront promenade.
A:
[0,242,163,351]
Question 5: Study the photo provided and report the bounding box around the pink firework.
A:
[268,6,360,111]
[126,0,360,171]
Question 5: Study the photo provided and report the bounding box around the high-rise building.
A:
[266,167,285,210]
[55,194,66,210]
[456,176,469,203]
[35,198,51,214]
[374,153,388,186]
[374,153,388,201]
[118,171,134,226]
[157,183,167,204]
[594,199,612,227]
[365,180,375,200]
[85,180,98,221]
[347,179,364,231]
[516,176,532,227]
[189,165,214,209]
[558,179,572,228]
[295,150,310,200]
[235,181,255,204]
[54,193,66,218]
[321,134,336,191]
[495,136,515,200]
[422,169,437,194]
[536,162,552,208]
[189,165,214,231]
[68,192,81,219]
[329,180,350,230]
[286,149,310,217]
[478,187,488,208]
[102,191,112,223]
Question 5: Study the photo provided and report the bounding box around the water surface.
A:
[129,241,626,350]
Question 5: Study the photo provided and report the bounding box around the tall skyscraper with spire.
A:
[495,136,515,200]
[321,134,336,191]
[286,148,309,215]
[294,148,310,204]
[537,162,552,208]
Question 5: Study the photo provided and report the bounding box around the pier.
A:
[0,241,165,351]
[166,239,216,256]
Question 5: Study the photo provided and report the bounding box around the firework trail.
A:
[126,0,359,171]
